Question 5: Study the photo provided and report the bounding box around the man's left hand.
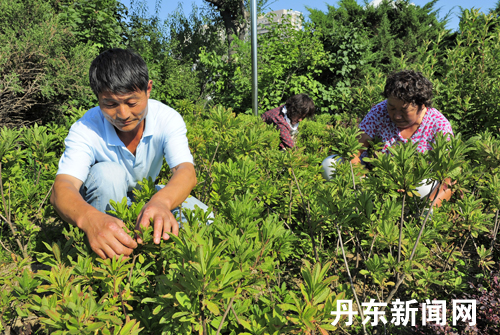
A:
[135,198,179,244]
[134,162,196,245]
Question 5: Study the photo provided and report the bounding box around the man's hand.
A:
[133,162,196,244]
[51,174,138,260]
[135,198,179,244]
[81,210,137,259]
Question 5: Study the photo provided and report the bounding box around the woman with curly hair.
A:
[322,70,454,206]
[356,70,453,161]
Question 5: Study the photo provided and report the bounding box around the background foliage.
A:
[2,0,499,134]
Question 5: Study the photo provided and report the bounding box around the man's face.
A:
[98,80,152,133]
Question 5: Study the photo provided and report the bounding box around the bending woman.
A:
[261,94,315,150]
[325,70,454,207]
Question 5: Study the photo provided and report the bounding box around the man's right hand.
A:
[51,174,137,260]
[80,211,137,259]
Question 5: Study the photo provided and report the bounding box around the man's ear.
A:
[146,80,153,98]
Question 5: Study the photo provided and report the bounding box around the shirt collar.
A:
[282,105,299,130]
[142,103,154,138]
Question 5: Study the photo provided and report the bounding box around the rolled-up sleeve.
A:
[56,124,96,183]
[162,112,194,168]
[359,107,382,139]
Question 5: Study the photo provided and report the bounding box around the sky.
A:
[122,0,499,31]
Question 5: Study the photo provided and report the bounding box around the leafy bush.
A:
[311,0,449,71]
[0,0,98,126]
[1,104,500,334]
[57,0,126,51]
[409,274,500,334]
[200,16,330,114]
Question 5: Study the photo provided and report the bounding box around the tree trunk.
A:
[204,0,249,61]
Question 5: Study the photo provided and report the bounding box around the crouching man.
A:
[51,48,204,259]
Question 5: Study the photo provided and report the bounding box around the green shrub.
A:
[0,0,98,126]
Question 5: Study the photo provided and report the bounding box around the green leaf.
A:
[175,292,192,309]
[239,318,252,330]
[152,305,162,315]
[172,311,190,319]
[205,300,220,315]
[119,320,142,335]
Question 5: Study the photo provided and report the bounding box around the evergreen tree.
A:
[376,11,396,68]
[54,0,127,51]
[493,0,500,15]
[202,0,271,61]
[308,0,451,73]
[0,0,98,126]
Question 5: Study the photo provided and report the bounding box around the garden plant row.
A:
[0,102,499,334]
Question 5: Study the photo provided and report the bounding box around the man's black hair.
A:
[383,70,433,108]
[89,48,149,97]
[285,93,316,120]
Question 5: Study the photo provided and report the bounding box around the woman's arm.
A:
[429,178,453,207]
[351,132,372,165]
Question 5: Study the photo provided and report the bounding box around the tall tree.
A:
[55,0,127,51]
[123,1,203,104]
[491,0,500,15]
[308,0,450,72]
[166,3,226,63]
[203,0,270,60]
[199,17,329,113]
[203,0,249,59]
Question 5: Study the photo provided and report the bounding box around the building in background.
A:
[257,9,303,35]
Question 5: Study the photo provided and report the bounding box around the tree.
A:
[200,17,329,113]
[203,0,249,59]
[0,0,97,126]
[308,0,450,73]
[493,0,500,15]
[165,3,226,64]
[203,0,271,60]
[164,4,227,101]
[56,0,127,51]
[435,8,500,136]
[123,1,203,104]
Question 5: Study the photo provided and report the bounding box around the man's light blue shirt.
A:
[57,99,194,191]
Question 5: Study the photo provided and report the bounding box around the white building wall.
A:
[257,9,303,35]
